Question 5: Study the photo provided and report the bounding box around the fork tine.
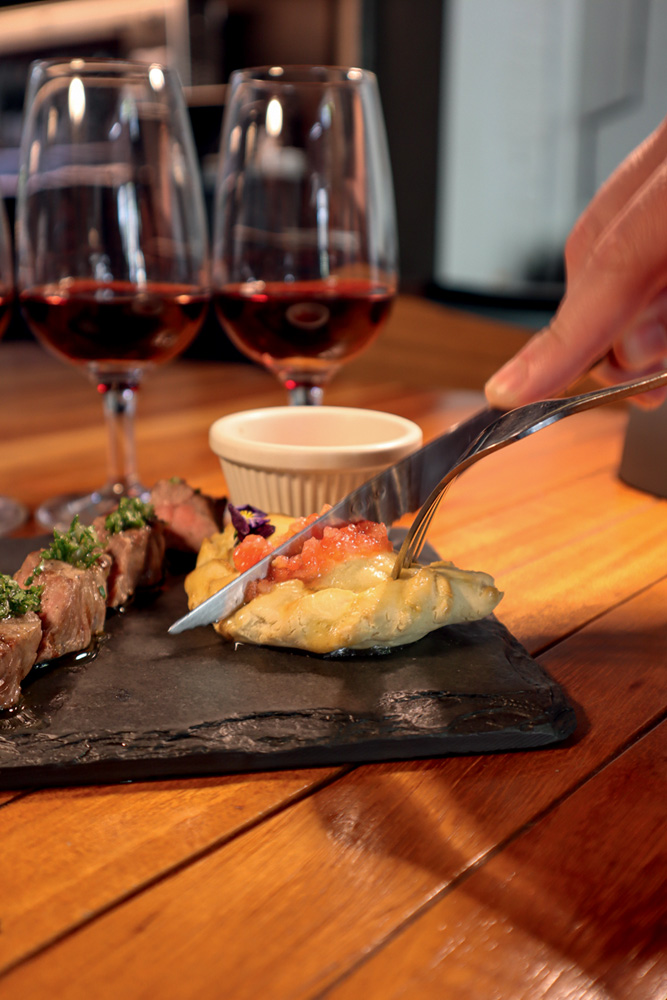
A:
[393,489,445,576]
[405,506,437,567]
[398,511,429,570]
[393,454,473,577]
[414,488,454,560]
[409,495,442,561]
[408,480,455,563]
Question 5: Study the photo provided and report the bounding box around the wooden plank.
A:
[0,767,346,974]
[327,721,667,1000]
[496,501,667,651]
[419,405,631,537]
[437,466,655,573]
[1,576,664,998]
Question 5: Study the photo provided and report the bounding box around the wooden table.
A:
[0,295,665,999]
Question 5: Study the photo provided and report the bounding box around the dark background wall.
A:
[362,0,444,291]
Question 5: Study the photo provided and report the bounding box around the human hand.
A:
[485,115,667,410]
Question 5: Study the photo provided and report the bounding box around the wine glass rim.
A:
[28,57,173,80]
[229,65,376,87]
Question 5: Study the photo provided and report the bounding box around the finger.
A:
[591,291,667,408]
[566,115,667,275]
[485,159,667,409]
[613,320,667,372]
[632,388,667,408]
[592,355,667,409]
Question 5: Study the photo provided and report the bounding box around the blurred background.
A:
[0,0,665,351]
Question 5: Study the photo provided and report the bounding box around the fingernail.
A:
[484,358,527,407]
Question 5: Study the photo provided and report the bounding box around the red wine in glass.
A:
[16,59,209,528]
[214,278,394,394]
[20,279,208,367]
[213,66,398,405]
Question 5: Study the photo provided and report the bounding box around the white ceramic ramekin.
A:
[209,406,423,517]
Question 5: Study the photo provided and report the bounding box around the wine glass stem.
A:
[288,384,324,406]
[101,382,141,495]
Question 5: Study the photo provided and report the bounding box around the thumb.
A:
[484,315,601,408]
[487,165,667,407]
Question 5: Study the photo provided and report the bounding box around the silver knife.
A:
[168,404,502,634]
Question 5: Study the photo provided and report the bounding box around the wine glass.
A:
[212,65,398,405]
[0,196,28,534]
[16,58,209,528]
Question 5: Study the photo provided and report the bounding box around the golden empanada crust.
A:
[185,517,502,654]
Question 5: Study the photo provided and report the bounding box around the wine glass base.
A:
[0,497,29,536]
[35,484,151,531]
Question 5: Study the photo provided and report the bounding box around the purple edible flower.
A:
[228,503,276,540]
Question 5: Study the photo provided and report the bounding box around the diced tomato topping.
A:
[231,506,392,585]
[233,533,274,573]
[278,509,326,543]
[269,520,391,585]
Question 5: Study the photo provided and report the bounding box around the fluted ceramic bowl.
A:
[209,406,423,517]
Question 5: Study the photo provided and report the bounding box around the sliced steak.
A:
[0,611,42,710]
[94,520,166,608]
[151,478,224,552]
[14,554,110,662]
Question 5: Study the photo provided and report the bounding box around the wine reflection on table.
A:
[16,57,209,529]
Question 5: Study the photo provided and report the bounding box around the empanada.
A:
[185,513,502,654]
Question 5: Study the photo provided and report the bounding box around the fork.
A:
[392,368,667,577]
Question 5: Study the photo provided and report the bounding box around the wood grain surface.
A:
[0,295,664,999]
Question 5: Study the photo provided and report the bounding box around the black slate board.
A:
[0,535,577,788]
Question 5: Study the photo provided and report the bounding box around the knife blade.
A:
[168,404,502,634]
